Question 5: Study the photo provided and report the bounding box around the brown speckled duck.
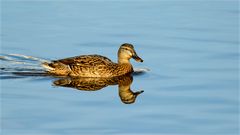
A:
[53,74,144,104]
[42,43,143,77]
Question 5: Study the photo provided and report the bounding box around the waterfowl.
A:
[53,74,144,104]
[42,43,143,77]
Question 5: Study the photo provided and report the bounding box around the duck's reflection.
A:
[53,74,144,104]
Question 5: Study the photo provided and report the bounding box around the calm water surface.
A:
[1,1,239,135]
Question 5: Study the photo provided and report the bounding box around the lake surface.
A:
[1,1,239,135]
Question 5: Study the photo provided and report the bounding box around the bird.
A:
[53,74,144,104]
[42,43,143,77]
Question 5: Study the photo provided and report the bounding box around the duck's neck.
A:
[118,57,130,64]
[115,56,133,76]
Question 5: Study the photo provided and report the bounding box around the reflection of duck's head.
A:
[119,90,144,104]
[53,74,144,104]
[118,75,144,104]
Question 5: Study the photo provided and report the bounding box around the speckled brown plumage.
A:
[42,43,143,77]
[53,74,144,104]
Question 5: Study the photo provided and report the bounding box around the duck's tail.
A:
[41,62,55,71]
[41,61,71,76]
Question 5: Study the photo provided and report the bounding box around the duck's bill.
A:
[132,54,143,62]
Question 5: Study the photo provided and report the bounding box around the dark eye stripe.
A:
[122,47,131,50]
[122,48,134,54]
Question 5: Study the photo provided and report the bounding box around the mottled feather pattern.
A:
[42,43,143,77]
[54,75,120,91]
[53,74,143,104]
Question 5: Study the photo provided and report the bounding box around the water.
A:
[1,1,239,135]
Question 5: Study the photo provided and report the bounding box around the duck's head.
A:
[118,43,143,64]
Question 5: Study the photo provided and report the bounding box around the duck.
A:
[42,43,143,77]
[53,74,144,104]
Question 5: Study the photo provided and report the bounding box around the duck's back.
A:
[42,55,121,77]
[58,55,113,66]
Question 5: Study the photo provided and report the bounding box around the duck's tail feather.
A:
[41,61,71,76]
[41,62,55,71]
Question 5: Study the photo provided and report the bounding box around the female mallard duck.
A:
[53,74,144,104]
[42,43,143,77]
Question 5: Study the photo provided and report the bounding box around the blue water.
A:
[1,1,239,135]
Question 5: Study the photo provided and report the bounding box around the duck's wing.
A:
[56,55,113,66]
[42,55,115,76]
